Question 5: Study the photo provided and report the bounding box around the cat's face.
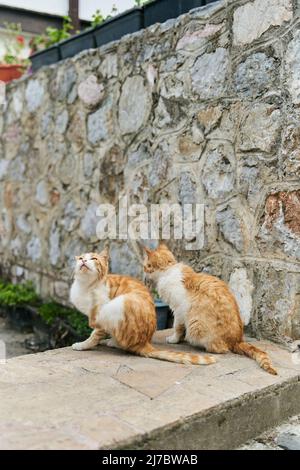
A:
[143,243,176,275]
[74,249,108,280]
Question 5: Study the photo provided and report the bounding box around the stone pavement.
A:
[240,415,300,450]
[0,317,32,359]
[1,329,300,450]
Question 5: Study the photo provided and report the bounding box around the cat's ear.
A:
[99,246,109,262]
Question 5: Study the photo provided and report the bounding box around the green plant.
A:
[45,16,73,46]
[0,279,91,338]
[1,22,29,67]
[30,16,73,53]
[135,0,150,6]
[151,288,160,300]
[91,9,105,27]
[91,5,119,28]
[0,281,40,307]
[38,301,91,337]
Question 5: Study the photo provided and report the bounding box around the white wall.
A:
[1,0,137,20]
[0,0,69,17]
[80,1,135,20]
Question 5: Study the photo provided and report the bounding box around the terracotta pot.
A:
[0,64,24,83]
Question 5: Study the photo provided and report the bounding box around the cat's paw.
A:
[166,334,180,344]
[106,338,118,348]
[100,338,118,348]
[72,342,86,351]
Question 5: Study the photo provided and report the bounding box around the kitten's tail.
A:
[137,343,216,366]
[232,342,277,375]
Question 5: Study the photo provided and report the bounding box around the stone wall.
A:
[1,0,300,344]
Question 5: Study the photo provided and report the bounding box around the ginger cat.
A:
[70,249,216,366]
[143,243,277,375]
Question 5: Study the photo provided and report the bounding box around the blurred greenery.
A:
[0,281,40,307]
[0,280,91,337]
[135,0,151,6]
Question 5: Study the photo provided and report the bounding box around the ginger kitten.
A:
[143,243,277,375]
[70,248,216,366]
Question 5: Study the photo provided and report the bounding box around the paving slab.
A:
[0,329,300,450]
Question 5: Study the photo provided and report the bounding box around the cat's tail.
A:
[136,343,216,366]
[232,342,277,375]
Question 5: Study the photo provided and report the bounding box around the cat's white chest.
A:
[70,280,110,316]
[70,281,91,316]
[157,265,189,322]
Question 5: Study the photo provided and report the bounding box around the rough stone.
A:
[25,79,44,113]
[110,242,142,277]
[178,171,197,204]
[197,106,222,134]
[78,75,104,107]
[49,224,60,266]
[258,191,300,260]
[216,206,244,252]
[149,144,169,188]
[40,111,53,138]
[176,24,223,51]
[233,0,293,46]
[83,152,95,178]
[67,110,85,148]
[99,145,125,200]
[53,65,77,101]
[229,268,254,325]
[9,156,25,181]
[286,30,300,105]
[80,202,99,240]
[0,160,9,180]
[234,53,277,96]
[54,281,69,299]
[11,88,23,118]
[99,54,118,78]
[58,154,76,185]
[202,143,235,200]
[119,76,151,134]
[239,155,277,210]
[62,201,79,232]
[35,181,48,206]
[16,214,31,234]
[87,98,113,144]
[26,237,41,262]
[281,121,300,177]
[239,104,281,153]
[191,48,229,99]
[55,109,69,134]
[276,432,300,450]
[253,265,300,341]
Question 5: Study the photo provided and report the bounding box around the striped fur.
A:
[143,243,277,375]
[70,249,216,366]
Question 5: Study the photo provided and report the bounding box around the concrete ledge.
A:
[0,330,300,450]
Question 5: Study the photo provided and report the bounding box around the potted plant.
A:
[29,16,73,71]
[0,23,29,82]
[151,289,171,330]
[143,0,207,28]
[59,11,103,60]
[93,7,144,48]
